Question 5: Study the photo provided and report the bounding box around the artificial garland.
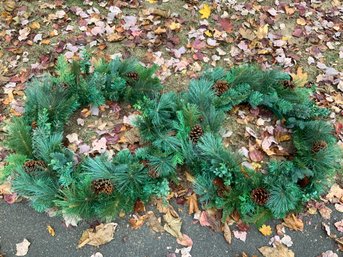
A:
[2,53,341,225]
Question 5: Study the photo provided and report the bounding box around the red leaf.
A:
[219,18,233,33]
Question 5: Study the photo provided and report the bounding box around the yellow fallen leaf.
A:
[296,18,306,26]
[259,224,272,236]
[204,30,212,37]
[291,67,308,87]
[255,24,269,39]
[30,21,40,30]
[147,0,157,3]
[47,225,55,236]
[199,4,211,19]
[169,22,181,31]
[41,39,51,45]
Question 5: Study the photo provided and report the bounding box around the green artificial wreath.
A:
[2,52,342,225]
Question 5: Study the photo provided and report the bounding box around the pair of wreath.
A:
[2,53,341,225]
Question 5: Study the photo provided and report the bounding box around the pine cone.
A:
[312,140,328,153]
[23,160,47,173]
[251,187,269,205]
[148,169,159,178]
[31,121,37,129]
[127,72,139,81]
[92,179,114,195]
[189,124,203,143]
[283,80,296,89]
[212,80,229,96]
[297,176,311,188]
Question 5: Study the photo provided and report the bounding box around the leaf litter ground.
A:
[0,0,343,256]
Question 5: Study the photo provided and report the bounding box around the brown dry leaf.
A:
[3,0,16,12]
[185,172,195,183]
[284,6,295,15]
[145,211,165,233]
[78,223,117,248]
[283,214,304,231]
[325,184,343,202]
[187,193,199,215]
[259,242,295,257]
[47,225,55,237]
[129,215,145,230]
[176,234,193,247]
[154,198,169,213]
[290,67,308,87]
[319,206,332,220]
[163,207,183,238]
[134,199,146,213]
[239,28,256,41]
[107,33,125,42]
[223,222,232,244]
[0,181,12,195]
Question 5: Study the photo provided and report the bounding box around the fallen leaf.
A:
[219,18,233,33]
[259,242,294,257]
[239,28,256,41]
[321,250,338,257]
[223,222,232,244]
[199,4,211,19]
[47,225,55,236]
[259,224,272,236]
[145,211,165,233]
[176,234,193,247]
[233,230,247,242]
[16,239,30,256]
[319,206,332,220]
[129,215,145,229]
[78,223,117,248]
[0,181,12,194]
[4,0,16,12]
[90,253,103,257]
[134,199,146,213]
[326,184,343,202]
[283,214,304,231]
[199,211,211,227]
[163,207,183,238]
[335,203,343,212]
[290,67,308,87]
[280,235,293,247]
[334,220,343,232]
[63,214,80,227]
[187,193,199,215]
[255,24,269,39]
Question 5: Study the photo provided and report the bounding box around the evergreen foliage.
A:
[3,55,341,224]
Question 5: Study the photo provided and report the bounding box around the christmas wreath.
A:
[2,53,341,225]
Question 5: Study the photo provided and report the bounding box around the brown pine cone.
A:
[127,72,139,81]
[212,80,229,96]
[311,140,328,153]
[251,187,269,205]
[297,176,311,188]
[23,160,47,173]
[283,80,296,89]
[92,179,114,195]
[189,124,203,143]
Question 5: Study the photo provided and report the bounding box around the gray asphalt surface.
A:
[0,201,341,257]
